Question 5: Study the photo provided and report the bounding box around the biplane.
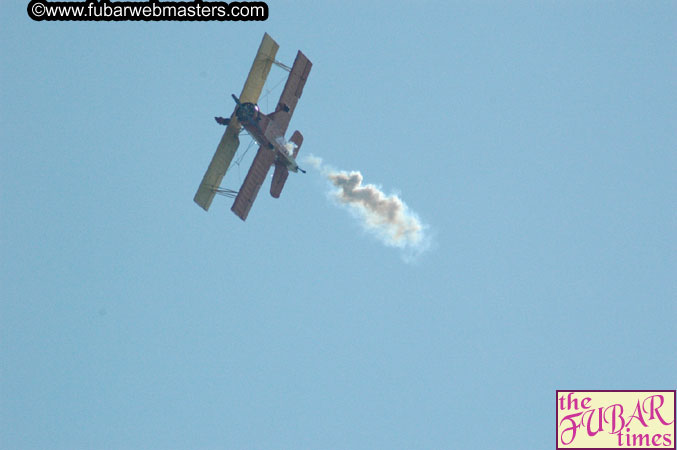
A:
[193,33,312,221]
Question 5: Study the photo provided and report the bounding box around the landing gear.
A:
[215,116,229,126]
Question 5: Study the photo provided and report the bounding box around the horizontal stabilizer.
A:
[270,165,288,199]
[290,130,303,158]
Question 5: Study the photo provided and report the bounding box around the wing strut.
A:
[214,187,238,198]
[272,59,292,72]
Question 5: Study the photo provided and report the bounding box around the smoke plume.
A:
[305,155,429,258]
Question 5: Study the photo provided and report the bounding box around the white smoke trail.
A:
[304,155,430,259]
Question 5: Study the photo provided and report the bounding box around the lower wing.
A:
[231,147,276,221]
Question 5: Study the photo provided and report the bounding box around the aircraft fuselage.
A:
[235,101,302,173]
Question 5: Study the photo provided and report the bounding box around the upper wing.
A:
[268,50,312,137]
[239,33,279,104]
[193,33,279,211]
[231,147,276,221]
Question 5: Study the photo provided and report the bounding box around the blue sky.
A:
[1,1,675,448]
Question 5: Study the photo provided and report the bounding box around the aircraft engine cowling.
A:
[235,102,260,124]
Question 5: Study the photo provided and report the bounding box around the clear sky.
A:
[1,1,675,449]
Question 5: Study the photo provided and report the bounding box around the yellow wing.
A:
[239,33,279,104]
[193,33,279,211]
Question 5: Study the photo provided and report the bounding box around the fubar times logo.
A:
[557,390,676,449]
